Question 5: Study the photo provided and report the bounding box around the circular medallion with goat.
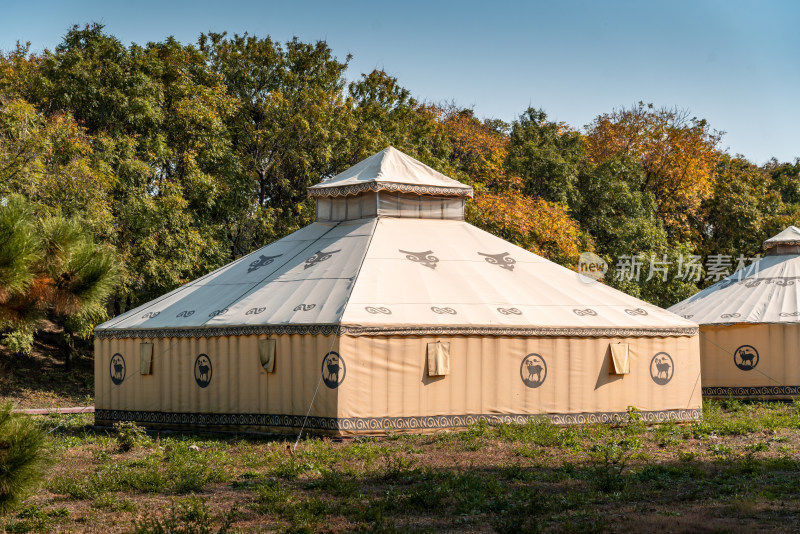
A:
[321,351,346,389]
[650,352,674,385]
[110,353,126,386]
[734,345,759,371]
[520,353,547,388]
[194,354,213,388]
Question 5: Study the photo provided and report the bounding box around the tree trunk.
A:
[63,332,74,372]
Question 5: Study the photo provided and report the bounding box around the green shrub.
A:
[0,330,34,357]
[588,436,642,492]
[113,421,151,452]
[0,404,50,514]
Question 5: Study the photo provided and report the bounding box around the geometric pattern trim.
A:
[94,324,699,340]
[703,386,800,397]
[95,408,701,432]
[763,239,800,250]
[308,181,473,198]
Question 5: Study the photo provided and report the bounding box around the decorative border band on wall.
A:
[95,408,701,432]
[95,324,340,340]
[339,325,699,338]
[703,386,800,397]
[94,324,698,340]
[308,181,473,198]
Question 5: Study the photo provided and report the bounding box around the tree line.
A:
[1,23,799,361]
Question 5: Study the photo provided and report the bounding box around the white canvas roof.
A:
[669,239,800,326]
[308,147,473,198]
[97,217,695,338]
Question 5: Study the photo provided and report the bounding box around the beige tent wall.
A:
[336,334,701,434]
[700,324,800,397]
[95,333,340,432]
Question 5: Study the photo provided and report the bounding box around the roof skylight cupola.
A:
[763,226,800,256]
[309,147,473,222]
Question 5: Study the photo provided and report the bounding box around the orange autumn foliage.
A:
[468,190,587,266]
[585,103,721,239]
[424,105,519,190]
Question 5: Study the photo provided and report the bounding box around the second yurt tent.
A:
[669,226,800,397]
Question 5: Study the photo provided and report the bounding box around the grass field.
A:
[1,400,799,533]
[4,338,800,532]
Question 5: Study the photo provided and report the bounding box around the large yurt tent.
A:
[669,226,800,398]
[95,147,701,435]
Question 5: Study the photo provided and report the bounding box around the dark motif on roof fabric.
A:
[208,308,228,318]
[625,308,648,316]
[498,307,522,315]
[245,307,266,315]
[248,254,283,273]
[294,304,316,312]
[308,181,473,198]
[365,306,392,314]
[718,276,800,289]
[573,308,598,317]
[141,311,160,319]
[399,249,439,269]
[779,311,800,317]
[720,313,741,319]
[431,306,457,315]
[478,252,515,271]
[305,250,341,269]
[176,310,195,318]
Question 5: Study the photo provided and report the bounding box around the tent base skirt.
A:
[703,386,800,398]
[95,408,701,436]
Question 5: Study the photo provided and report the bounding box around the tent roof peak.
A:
[308,147,473,198]
[763,225,800,252]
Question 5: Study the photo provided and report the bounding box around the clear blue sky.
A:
[1,0,797,164]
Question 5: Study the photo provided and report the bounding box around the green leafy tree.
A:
[585,103,721,241]
[700,155,783,261]
[345,70,442,168]
[506,107,586,206]
[201,32,351,256]
[765,158,800,207]
[26,25,244,307]
[0,97,114,235]
[575,157,698,307]
[0,197,120,365]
